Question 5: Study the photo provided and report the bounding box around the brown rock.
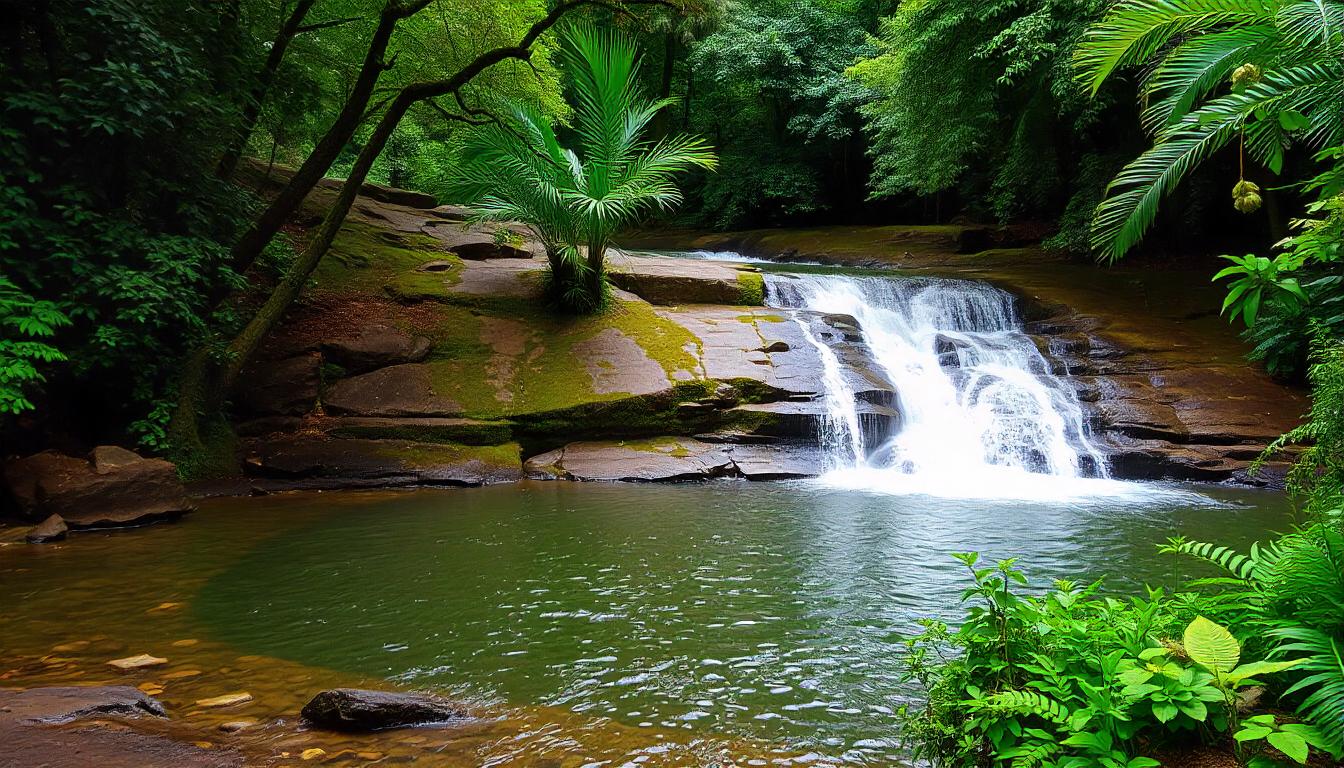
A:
[245,437,522,487]
[323,364,462,417]
[322,324,432,374]
[451,241,532,260]
[26,514,67,544]
[107,654,168,671]
[606,256,749,305]
[301,688,465,732]
[2,448,193,528]
[195,693,252,709]
[0,686,165,724]
[235,353,320,417]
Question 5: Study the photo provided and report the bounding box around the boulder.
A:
[324,364,462,417]
[0,686,166,725]
[321,325,432,374]
[301,688,465,732]
[3,447,194,527]
[235,353,320,417]
[26,513,67,543]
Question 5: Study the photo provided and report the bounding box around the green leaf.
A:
[1152,700,1179,723]
[1278,109,1310,131]
[1184,616,1240,674]
[1266,730,1310,764]
[1226,658,1305,685]
[1236,725,1273,742]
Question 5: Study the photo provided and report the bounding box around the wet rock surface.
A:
[524,438,825,481]
[301,688,466,732]
[244,437,522,489]
[607,252,756,305]
[3,447,194,527]
[0,685,241,768]
[0,686,166,724]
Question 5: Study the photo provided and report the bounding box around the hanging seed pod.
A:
[1233,179,1262,214]
[1230,63,1262,90]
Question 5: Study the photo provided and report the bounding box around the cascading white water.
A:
[766,273,1110,496]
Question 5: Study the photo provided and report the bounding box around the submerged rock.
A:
[0,685,166,724]
[26,514,67,543]
[301,688,465,731]
[2,446,194,528]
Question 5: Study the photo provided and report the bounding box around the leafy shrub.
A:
[899,553,1339,767]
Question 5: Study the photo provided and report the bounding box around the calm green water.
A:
[193,480,1294,765]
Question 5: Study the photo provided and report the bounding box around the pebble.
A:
[137,682,165,696]
[164,669,203,680]
[196,692,253,708]
[52,641,90,652]
[172,639,199,647]
[301,748,327,761]
[218,719,257,733]
[107,654,168,670]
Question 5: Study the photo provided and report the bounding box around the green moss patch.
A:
[312,220,462,294]
[736,271,765,306]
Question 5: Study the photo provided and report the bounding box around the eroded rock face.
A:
[324,364,462,417]
[236,353,320,417]
[3,447,194,527]
[524,438,825,481]
[322,325,432,375]
[244,437,521,489]
[301,688,465,731]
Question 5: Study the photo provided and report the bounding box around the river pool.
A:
[1,480,1296,766]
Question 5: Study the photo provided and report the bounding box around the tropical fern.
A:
[980,690,1073,725]
[1275,625,1344,748]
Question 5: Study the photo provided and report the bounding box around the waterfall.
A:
[765,273,1108,492]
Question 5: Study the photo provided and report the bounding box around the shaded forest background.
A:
[0,0,1323,452]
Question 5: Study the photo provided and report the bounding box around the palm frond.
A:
[1075,0,1277,94]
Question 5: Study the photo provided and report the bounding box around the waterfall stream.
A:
[766,273,1110,496]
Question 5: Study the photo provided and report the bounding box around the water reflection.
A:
[194,482,1292,765]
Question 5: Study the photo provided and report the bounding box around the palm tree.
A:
[1075,0,1344,262]
[450,26,717,312]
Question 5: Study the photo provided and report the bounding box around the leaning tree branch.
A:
[296,15,364,33]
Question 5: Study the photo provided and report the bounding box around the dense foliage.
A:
[1,0,253,436]
[850,0,1137,251]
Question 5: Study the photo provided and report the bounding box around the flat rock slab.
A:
[0,686,166,725]
[324,363,462,417]
[524,438,825,481]
[0,722,245,768]
[301,688,465,732]
[607,253,750,305]
[245,437,521,487]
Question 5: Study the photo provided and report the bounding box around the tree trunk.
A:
[224,0,417,279]
[583,239,606,307]
[216,95,412,396]
[216,0,318,180]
